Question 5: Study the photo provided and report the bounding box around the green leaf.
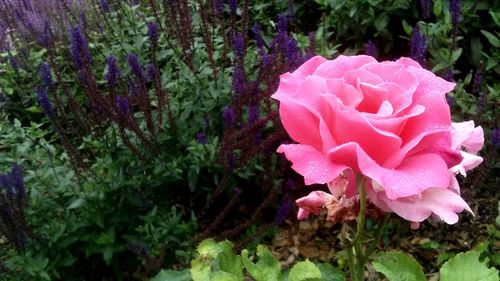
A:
[241,245,281,281]
[288,259,322,281]
[316,263,346,281]
[481,30,500,48]
[67,198,86,209]
[191,259,211,281]
[372,251,426,281]
[151,269,191,281]
[218,240,243,280]
[440,251,499,281]
[197,238,223,259]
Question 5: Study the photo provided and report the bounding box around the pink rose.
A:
[273,55,484,225]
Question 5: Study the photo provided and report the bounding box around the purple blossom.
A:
[228,0,237,15]
[39,62,53,88]
[36,87,54,119]
[420,0,432,19]
[215,0,224,15]
[69,25,92,69]
[232,32,245,59]
[409,26,427,67]
[252,24,264,50]
[127,53,145,81]
[7,54,19,72]
[11,165,25,200]
[277,14,287,34]
[100,0,110,13]
[274,195,292,225]
[491,129,500,148]
[223,106,235,128]
[145,63,158,83]
[115,95,130,120]
[443,68,455,82]
[248,103,259,125]
[105,55,121,87]
[365,40,377,57]
[450,0,461,27]
[147,21,158,45]
[472,64,483,95]
[196,132,208,144]
[37,21,51,48]
[231,64,245,95]
[477,91,487,113]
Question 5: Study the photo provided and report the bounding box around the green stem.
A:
[355,175,367,281]
[365,213,390,258]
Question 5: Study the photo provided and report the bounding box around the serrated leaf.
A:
[440,251,499,281]
[372,251,426,281]
[210,271,240,281]
[218,240,243,280]
[151,269,191,281]
[289,259,321,281]
[197,238,222,259]
[317,263,346,281]
[241,245,281,281]
[191,259,211,281]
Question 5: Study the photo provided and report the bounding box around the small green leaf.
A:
[197,238,223,259]
[372,251,426,281]
[440,251,499,281]
[219,240,243,280]
[317,263,346,281]
[150,269,191,281]
[190,259,211,281]
[481,30,500,48]
[67,198,85,209]
[241,245,281,281]
[289,259,322,281]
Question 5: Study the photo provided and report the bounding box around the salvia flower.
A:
[450,0,461,27]
[228,0,237,15]
[409,26,427,67]
[223,106,236,129]
[100,0,110,13]
[197,132,208,145]
[147,21,158,44]
[231,64,245,95]
[274,195,292,225]
[69,25,92,69]
[36,87,54,119]
[364,40,377,57]
[11,165,25,200]
[7,54,19,72]
[127,53,144,81]
[215,0,224,15]
[105,55,121,87]
[420,0,432,19]
[39,62,53,88]
[37,21,51,48]
[492,129,500,148]
[145,63,158,83]
[232,32,245,59]
[115,95,130,120]
[252,24,264,50]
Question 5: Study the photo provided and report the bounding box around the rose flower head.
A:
[273,55,484,227]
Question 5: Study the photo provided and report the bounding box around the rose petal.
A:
[313,55,377,79]
[296,190,333,217]
[367,187,472,224]
[451,121,484,154]
[326,143,450,199]
[277,144,347,185]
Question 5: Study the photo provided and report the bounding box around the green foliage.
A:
[179,239,346,281]
[150,269,191,281]
[440,251,499,281]
[372,251,426,281]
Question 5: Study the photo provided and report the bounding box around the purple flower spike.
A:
[147,21,158,44]
[232,32,245,59]
[127,53,144,81]
[11,164,25,200]
[215,0,224,15]
[450,0,461,27]
[100,0,110,13]
[196,132,208,144]
[223,106,236,129]
[491,129,500,148]
[36,87,54,119]
[145,63,158,83]
[115,95,130,120]
[365,40,377,57]
[409,26,427,67]
[39,62,53,88]
[420,0,432,19]
[69,25,92,69]
[252,24,264,49]
[229,0,237,15]
[105,56,121,87]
